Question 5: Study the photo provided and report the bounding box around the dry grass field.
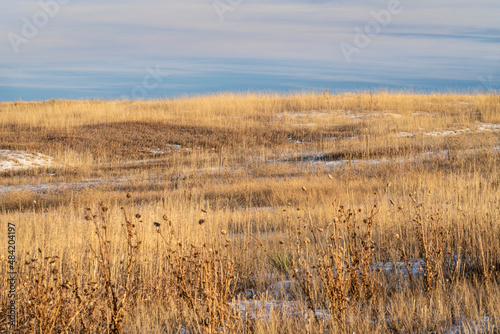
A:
[0,92,499,333]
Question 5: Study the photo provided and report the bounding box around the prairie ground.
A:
[0,92,499,333]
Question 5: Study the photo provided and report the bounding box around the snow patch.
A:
[298,145,500,170]
[141,144,190,155]
[0,177,130,195]
[444,316,495,334]
[340,111,402,119]
[276,110,330,118]
[0,150,55,172]
[277,110,403,119]
[372,259,425,276]
[232,300,327,320]
[397,122,500,138]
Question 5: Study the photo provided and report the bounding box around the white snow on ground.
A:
[275,110,329,118]
[311,146,498,168]
[337,111,402,119]
[232,298,496,331]
[444,316,496,334]
[232,299,327,321]
[277,110,403,120]
[289,136,363,144]
[372,259,425,276]
[234,271,496,331]
[398,122,500,138]
[166,144,189,150]
[0,150,55,172]
[142,148,166,155]
[233,298,496,332]
[324,135,363,142]
[0,177,129,195]
[141,144,191,155]
[2,145,498,195]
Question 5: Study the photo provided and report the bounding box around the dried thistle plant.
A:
[24,252,97,333]
[87,202,142,333]
[291,202,380,324]
[413,207,449,294]
[158,222,240,333]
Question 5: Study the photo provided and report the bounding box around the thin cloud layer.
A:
[1,0,499,100]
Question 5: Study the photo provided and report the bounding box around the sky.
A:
[1,0,499,101]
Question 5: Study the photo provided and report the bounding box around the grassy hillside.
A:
[0,92,499,333]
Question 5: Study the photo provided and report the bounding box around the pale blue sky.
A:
[1,0,499,101]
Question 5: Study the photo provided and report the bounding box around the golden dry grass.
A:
[0,92,499,333]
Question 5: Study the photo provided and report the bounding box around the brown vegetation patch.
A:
[0,122,344,161]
